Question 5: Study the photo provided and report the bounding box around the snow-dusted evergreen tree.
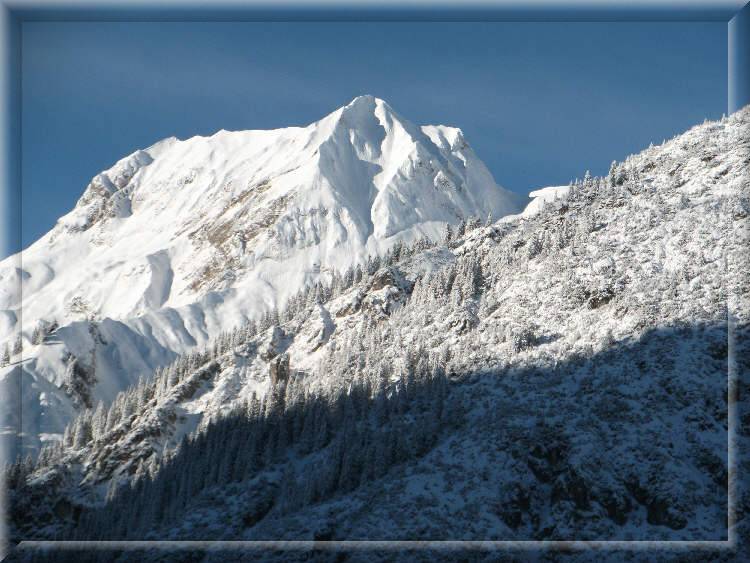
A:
[443,223,453,245]
[72,414,93,450]
[11,334,22,356]
[31,326,42,346]
[91,401,107,441]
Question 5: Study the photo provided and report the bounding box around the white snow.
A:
[522,185,571,217]
[0,95,522,454]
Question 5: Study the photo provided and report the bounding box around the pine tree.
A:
[62,423,73,448]
[120,391,135,422]
[354,264,364,284]
[12,334,22,356]
[608,161,618,187]
[468,216,482,231]
[105,400,121,433]
[91,401,107,440]
[72,416,93,450]
[21,454,34,481]
[31,326,43,345]
[583,170,594,191]
[457,218,467,238]
[1,345,9,367]
[443,223,453,245]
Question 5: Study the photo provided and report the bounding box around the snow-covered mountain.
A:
[7,106,748,558]
[0,95,522,456]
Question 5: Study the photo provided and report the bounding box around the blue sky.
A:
[22,21,726,249]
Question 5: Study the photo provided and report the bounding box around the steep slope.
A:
[8,107,748,556]
[0,96,522,456]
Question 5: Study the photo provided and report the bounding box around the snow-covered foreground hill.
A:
[0,96,522,457]
[6,106,749,560]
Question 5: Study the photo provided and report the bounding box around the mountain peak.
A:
[346,94,381,107]
[321,94,400,131]
[340,94,386,119]
[344,94,397,113]
[2,99,523,455]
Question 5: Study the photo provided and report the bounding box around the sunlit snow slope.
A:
[0,95,522,455]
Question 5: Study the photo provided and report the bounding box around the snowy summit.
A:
[0,95,522,454]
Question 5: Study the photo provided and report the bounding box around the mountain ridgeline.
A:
[4,105,750,561]
[0,95,522,458]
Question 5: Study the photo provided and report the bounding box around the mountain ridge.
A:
[6,105,748,555]
[0,96,522,457]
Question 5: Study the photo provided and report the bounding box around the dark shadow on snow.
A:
[7,320,749,562]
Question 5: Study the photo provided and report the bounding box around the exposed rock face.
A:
[261,326,287,361]
[269,354,290,387]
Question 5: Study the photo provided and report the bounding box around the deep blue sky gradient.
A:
[22,22,726,249]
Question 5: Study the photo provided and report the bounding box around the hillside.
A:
[0,96,522,458]
[6,106,748,561]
